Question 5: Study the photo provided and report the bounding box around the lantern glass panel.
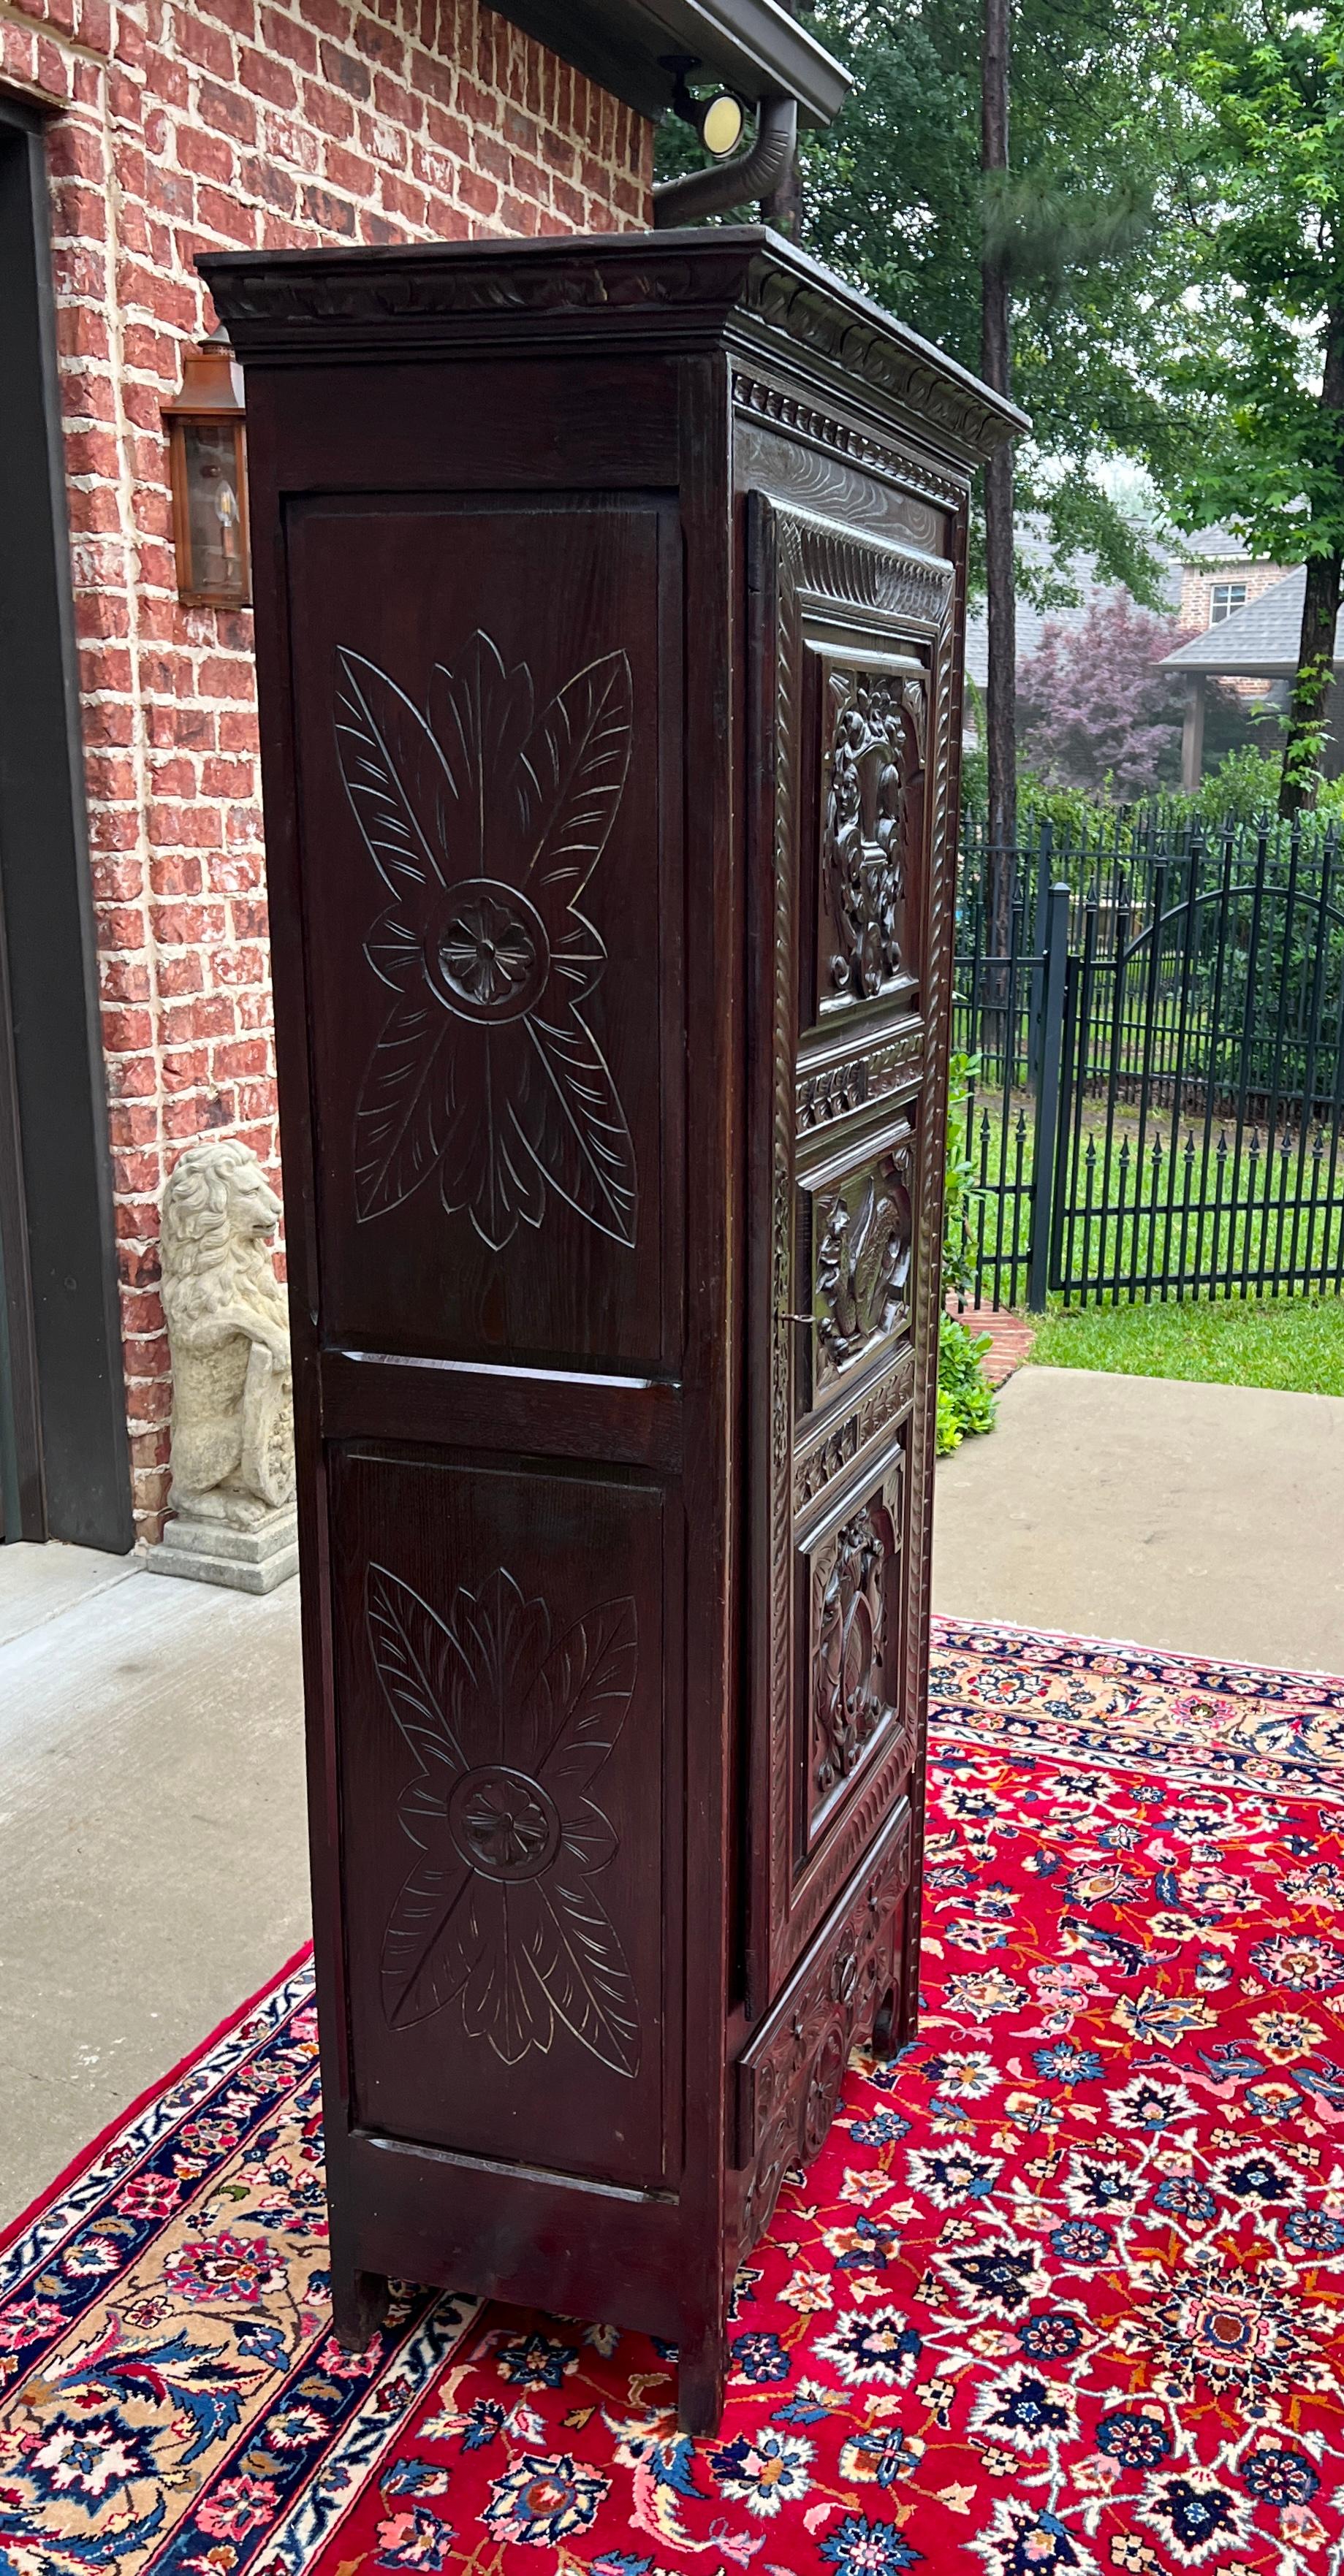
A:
[183,419,246,600]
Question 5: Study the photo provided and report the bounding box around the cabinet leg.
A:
[330,2260,391,2352]
[677,2323,727,2436]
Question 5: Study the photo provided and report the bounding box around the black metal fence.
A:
[952,810,1344,1308]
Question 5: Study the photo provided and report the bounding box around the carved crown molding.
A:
[201,231,1025,462]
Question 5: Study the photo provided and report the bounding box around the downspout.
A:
[652,94,798,228]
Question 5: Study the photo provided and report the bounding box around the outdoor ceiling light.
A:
[663,55,748,160]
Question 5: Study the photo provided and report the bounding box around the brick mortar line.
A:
[94,72,166,1281]
[0,0,109,70]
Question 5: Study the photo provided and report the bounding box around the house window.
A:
[1210,582,1247,625]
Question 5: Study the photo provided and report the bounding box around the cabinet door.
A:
[278,491,691,2201]
[746,491,960,2007]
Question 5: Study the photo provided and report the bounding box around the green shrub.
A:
[937,1314,998,1455]
[938,1050,997,1454]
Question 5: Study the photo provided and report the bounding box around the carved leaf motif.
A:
[353,991,453,1220]
[513,1011,637,1247]
[528,1594,639,1788]
[528,1868,640,2076]
[428,633,535,874]
[370,1561,642,2076]
[335,650,454,908]
[443,1566,554,1769]
[381,1849,479,2031]
[444,1026,547,1251]
[365,902,424,993]
[366,1561,469,1780]
[338,633,637,1249]
[522,652,633,907]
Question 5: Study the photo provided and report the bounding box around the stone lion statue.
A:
[161,1135,295,1523]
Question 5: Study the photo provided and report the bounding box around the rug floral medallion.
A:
[5,1617,1344,2576]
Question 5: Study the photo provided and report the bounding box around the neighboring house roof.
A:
[1180,525,1256,563]
[493,0,852,124]
[1161,567,1341,676]
[964,522,1184,690]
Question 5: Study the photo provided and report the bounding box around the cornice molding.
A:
[202,229,1026,465]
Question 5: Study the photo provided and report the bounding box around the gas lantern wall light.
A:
[162,325,251,609]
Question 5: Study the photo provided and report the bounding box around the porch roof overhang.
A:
[489,0,851,127]
[1161,564,1344,679]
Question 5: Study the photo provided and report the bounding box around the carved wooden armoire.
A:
[206,229,1021,2432]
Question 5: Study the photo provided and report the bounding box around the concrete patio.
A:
[0,1547,307,2231]
[933,1364,1344,1672]
[3,1361,1343,2232]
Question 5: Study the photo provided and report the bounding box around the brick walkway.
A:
[948,1303,1036,1387]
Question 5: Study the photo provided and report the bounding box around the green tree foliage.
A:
[1147,1,1344,811]
[793,0,1182,608]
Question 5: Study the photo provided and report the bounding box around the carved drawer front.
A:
[796,1108,918,1422]
[813,652,927,1028]
[735,1796,913,2249]
[328,1447,677,2195]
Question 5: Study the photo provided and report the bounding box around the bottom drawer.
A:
[734,1796,913,2249]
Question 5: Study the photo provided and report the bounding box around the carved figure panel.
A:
[337,631,637,1252]
[819,665,926,1012]
[809,1472,903,1809]
[804,1140,915,1407]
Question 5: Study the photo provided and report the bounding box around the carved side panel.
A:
[800,1133,915,1411]
[819,663,925,1014]
[808,1460,904,1818]
[748,491,954,2004]
[330,1449,675,2192]
[735,1799,913,2250]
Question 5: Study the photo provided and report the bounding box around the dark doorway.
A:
[0,94,133,1551]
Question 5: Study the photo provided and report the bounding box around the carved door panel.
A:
[330,1449,677,2193]
[283,495,682,1373]
[748,492,957,2004]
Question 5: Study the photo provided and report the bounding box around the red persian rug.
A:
[5,1617,1344,2576]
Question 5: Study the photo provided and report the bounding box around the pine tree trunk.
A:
[1280,310,1344,818]
[982,0,1016,1017]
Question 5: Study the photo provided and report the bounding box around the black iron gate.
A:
[953,813,1344,1310]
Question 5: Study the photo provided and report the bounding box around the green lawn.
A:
[1028,1292,1344,1395]
[963,1098,1344,1313]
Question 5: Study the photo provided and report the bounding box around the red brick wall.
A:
[1,0,653,1540]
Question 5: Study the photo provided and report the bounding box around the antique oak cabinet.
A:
[206,229,1021,2432]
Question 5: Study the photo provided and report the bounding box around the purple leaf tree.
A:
[1016,592,1196,798]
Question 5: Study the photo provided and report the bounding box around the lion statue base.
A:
[146,1135,299,1593]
